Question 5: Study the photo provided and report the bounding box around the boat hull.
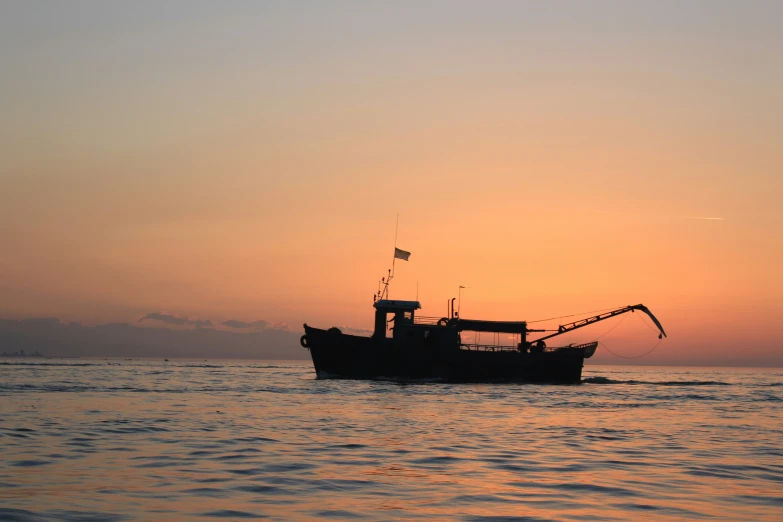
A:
[303,325,590,384]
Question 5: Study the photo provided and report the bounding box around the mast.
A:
[389,214,398,299]
[375,215,399,302]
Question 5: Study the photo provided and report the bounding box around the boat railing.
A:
[460,343,520,352]
[460,342,598,353]
[568,342,598,350]
[413,316,446,326]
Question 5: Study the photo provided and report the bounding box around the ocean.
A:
[1,360,781,521]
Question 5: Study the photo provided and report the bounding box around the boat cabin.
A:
[372,299,532,351]
[373,299,420,338]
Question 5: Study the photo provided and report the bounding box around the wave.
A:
[316,370,445,383]
[583,376,731,386]
[0,362,96,367]
[247,365,302,369]
[0,384,186,393]
[0,508,127,522]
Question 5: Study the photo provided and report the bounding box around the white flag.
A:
[394,247,411,261]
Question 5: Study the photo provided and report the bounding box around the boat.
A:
[300,251,666,384]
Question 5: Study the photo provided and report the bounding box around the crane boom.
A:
[530,304,667,344]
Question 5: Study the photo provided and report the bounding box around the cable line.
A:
[599,338,664,359]
[596,313,629,340]
[635,311,663,335]
[527,305,624,324]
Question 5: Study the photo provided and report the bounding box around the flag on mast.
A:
[394,247,411,261]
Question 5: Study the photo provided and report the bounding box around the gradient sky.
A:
[1,1,781,365]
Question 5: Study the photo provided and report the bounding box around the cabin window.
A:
[404,311,412,321]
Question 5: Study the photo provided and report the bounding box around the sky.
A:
[1,1,781,365]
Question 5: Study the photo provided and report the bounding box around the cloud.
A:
[271,321,289,332]
[221,319,269,330]
[20,317,62,326]
[139,312,188,325]
[0,317,309,360]
[139,312,212,328]
[222,320,250,329]
[141,313,286,331]
[339,326,374,336]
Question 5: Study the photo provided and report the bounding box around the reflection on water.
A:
[1,360,781,521]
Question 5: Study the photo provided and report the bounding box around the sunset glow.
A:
[3,4,783,522]
[1,2,781,366]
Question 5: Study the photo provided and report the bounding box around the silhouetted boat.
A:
[301,243,666,383]
[302,299,666,384]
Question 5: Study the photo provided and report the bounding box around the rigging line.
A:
[599,338,664,359]
[596,313,629,340]
[635,310,662,334]
[527,305,625,324]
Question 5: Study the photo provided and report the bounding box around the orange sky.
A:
[1,2,781,365]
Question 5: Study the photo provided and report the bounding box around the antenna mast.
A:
[375,215,399,302]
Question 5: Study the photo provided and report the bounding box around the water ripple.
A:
[0,361,780,521]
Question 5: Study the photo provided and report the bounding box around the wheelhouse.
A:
[372,299,421,338]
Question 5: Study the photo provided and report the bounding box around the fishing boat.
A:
[301,249,666,383]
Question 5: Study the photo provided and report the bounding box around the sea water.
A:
[1,360,781,521]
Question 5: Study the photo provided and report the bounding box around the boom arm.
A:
[530,304,667,344]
